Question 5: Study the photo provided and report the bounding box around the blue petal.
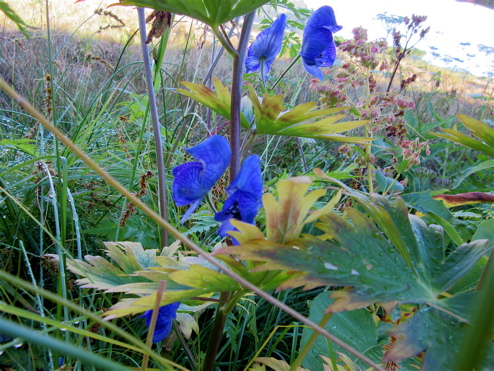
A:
[180,198,203,224]
[215,155,262,239]
[185,136,231,188]
[300,6,341,79]
[172,135,231,222]
[172,162,208,206]
[141,302,180,343]
[245,55,261,74]
[227,155,263,197]
[245,14,287,80]
[302,63,324,80]
[304,6,341,35]
[300,28,335,67]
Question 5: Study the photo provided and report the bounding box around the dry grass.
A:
[1,0,492,122]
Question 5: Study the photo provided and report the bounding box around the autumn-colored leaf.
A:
[219,196,491,314]
[433,192,494,207]
[251,357,310,371]
[247,84,372,143]
[178,78,251,128]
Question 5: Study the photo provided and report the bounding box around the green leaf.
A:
[385,306,493,370]
[375,169,404,192]
[300,293,378,370]
[112,0,270,28]
[402,191,453,220]
[0,139,37,156]
[472,219,494,247]
[0,0,29,37]
[432,129,494,157]
[457,113,494,148]
[431,114,494,157]
[426,212,464,247]
[219,196,491,314]
[453,158,494,188]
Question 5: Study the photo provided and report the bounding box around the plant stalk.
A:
[142,281,168,371]
[230,11,255,179]
[290,312,332,370]
[137,8,169,246]
[203,291,231,371]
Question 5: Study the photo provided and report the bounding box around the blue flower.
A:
[245,14,287,81]
[300,6,342,80]
[141,302,180,343]
[173,135,231,223]
[215,155,262,241]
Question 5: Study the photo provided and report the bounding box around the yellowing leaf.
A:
[431,114,494,157]
[169,264,241,291]
[176,312,199,339]
[263,176,339,243]
[178,78,251,128]
[252,357,309,371]
[247,84,372,143]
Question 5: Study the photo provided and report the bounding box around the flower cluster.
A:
[172,136,262,238]
[400,138,430,168]
[245,6,342,81]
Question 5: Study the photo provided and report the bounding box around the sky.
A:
[305,0,494,77]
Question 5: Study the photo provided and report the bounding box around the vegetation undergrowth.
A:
[0,0,493,370]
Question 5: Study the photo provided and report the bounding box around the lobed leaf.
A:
[111,0,270,28]
[178,78,251,128]
[247,84,372,142]
[218,194,491,316]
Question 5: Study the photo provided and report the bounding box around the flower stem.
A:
[230,11,255,179]
[290,312,333,370]
[212,27,237,58]
[270,54,301,92]
[363,67,374,194]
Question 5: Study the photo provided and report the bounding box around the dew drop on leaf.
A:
[324,262,338,270]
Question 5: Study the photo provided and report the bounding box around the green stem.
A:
[212,27,237,57]
[270,55,301,92]
[290,312,333,370]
